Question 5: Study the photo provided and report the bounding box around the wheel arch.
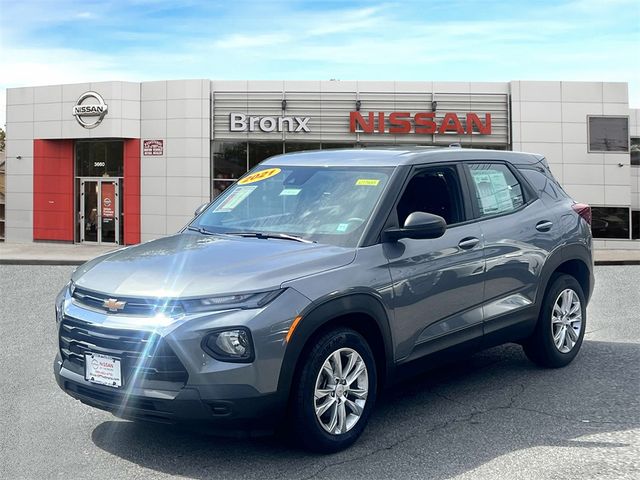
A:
[538,243,594,310]
[277,292,395,406]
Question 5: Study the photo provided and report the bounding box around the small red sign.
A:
[143,139,164,156]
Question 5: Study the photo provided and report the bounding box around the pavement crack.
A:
[505,405,638,426]
[299,413,476,480]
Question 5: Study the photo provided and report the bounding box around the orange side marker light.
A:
[285,316,303,343]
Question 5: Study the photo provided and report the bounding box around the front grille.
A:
[59,316,188,385]
[72,287,185,316]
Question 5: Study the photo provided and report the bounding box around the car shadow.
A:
[91,340,640,479]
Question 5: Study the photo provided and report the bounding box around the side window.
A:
[468,163,525,217]
[396,166,464,226]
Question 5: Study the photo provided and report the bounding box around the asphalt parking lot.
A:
[1,265,638,480]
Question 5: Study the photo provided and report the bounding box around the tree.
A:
[0,127,4,152]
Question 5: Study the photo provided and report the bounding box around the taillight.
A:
[572,203,592,225]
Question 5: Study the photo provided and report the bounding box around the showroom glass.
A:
[467,163,524,216]
[248,142,284,169]
[632,211,639,240]
[76,141,124,177]
[588,117,629,152]
[591,206,630,239]
[193,166,393,247]
[631,137,640,166]
[285,142,321,153]
[213,141,247,179]
[211,142,357,198]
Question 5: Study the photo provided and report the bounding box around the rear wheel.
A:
[291,328,377,453]
[523,273,586,368]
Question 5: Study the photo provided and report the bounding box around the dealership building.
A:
[3,79,640,248]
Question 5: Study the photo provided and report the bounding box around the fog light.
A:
[202,328,254,363]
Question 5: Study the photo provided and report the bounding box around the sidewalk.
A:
[1,241,639,266]
[0,242,117,265]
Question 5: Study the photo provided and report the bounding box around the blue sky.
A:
[1,0,639,126]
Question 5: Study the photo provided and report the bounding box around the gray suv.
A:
[54,148,594,452]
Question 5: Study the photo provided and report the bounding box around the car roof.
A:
[262,147,545,168]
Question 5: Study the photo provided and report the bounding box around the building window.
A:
[631,137,640,166]
[213,142,247,180]
[632,211,639,240]
[591,206,630,239]
[248,142,284,169]
[285,142,321,153]
[321,143,355,149]
[212,141,247,199]
[212,179,234,199]
[75,140,124,177]
[588,116,629,152]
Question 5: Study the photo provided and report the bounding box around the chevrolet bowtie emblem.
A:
[103,298,126,312]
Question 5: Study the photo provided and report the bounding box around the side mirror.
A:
[194,202,208,217]
[382,212,447,242]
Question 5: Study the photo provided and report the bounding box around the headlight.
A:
[202,328,254,362]
[54,281,71,323]
[183,289,283,313]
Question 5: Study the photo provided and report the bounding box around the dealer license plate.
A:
[85,352,122,388]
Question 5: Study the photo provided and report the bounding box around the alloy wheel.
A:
[314,347,369,435]
[551,288,583,354]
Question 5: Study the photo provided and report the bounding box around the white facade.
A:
[4,79,639,247]
[139,80,211,242]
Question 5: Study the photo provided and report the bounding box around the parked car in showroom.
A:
[54,147,594,452]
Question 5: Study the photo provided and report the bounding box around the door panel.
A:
[478,199,557,334]
[464,162,559,335]
[481,200,557,306]
[386,223,485,361]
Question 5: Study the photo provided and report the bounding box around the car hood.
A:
[72,232,355,298]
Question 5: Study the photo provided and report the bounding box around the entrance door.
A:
[80,179,120,244]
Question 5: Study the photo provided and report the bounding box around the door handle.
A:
[458,237,480,250]
[536,220,553,232]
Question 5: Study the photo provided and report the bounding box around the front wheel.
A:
[523,273,586,368]
[291,328,377,453]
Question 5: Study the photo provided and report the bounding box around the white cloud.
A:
[0,0,639,129]
[214,33,291,49]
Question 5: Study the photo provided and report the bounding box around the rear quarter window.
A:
[519,167,569,203]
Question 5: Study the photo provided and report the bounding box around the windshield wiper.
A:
[186,226,217,235]
[223,231,316,243]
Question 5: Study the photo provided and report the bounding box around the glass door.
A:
[80,179,120,244]
[99,180,118,244]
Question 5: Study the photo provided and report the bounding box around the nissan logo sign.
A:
[72,91,108,129]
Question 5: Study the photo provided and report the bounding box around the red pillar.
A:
[123,139,141,245]
[33,139,74,241]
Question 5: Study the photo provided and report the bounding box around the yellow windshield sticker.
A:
[238,168,281,185]
[355,179,380,186]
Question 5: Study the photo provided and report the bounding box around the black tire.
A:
[290,328,377,453]
[523,273,587,368]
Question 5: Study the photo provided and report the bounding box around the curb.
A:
[0,259,86,266]
[594,260,640,266]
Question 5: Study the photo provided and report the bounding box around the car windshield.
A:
[191,165,394,247]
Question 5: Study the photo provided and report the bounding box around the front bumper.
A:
[53,287,311,435]
[54,354,281,436]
